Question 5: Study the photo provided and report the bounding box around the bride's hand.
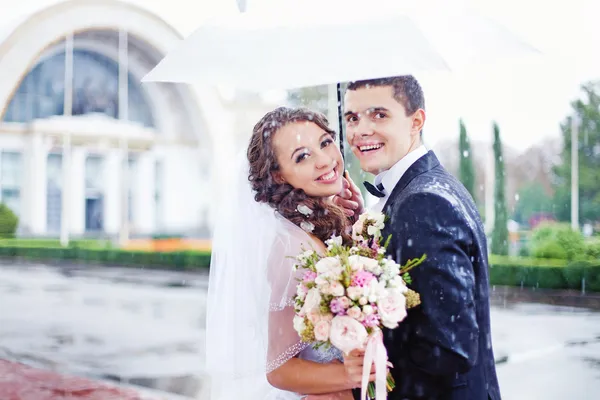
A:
[333,171,364,219]
[343,349,377,388]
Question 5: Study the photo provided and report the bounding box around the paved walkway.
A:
[1,262,599,399]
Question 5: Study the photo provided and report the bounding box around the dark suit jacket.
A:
[355,151,501,400]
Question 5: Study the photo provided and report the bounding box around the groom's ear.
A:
[411,109,426,136]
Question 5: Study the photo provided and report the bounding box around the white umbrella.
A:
[142,0,539,91]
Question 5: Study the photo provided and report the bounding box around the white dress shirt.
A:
[370,145,428,212]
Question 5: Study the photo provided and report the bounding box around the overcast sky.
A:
[3,0,600,150]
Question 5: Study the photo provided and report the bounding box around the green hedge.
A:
[0,244,598,291]
[0,246,211,270]
[489,256,600,292]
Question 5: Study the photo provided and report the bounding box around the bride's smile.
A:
[272,120,344,197]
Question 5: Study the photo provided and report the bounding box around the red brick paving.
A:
[0,360,143,400]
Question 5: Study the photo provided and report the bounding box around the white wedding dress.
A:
[205,154,344,400]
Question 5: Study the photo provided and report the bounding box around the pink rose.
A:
[308,311,334,324]
[347,306,362,320]
[314,320,332,341]
[329,315,368,354]
[377,290,407,329]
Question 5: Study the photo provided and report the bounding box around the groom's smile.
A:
[344,85,425,175]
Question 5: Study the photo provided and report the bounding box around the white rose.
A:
[325,235,343,249]
[348,255,364,272]
[352,219,365,240]
[382,258,400,279]
[362,305,374,315]
[359,296,368,306]
[293,315,306,333]
[377,290,407,329]
[388,275,408,293]
[361,257,381,274]
[301,288,322,315]
[367,224,381,238]
[316,257,341,274]
[368,211,385,229]
[367,277,386,298]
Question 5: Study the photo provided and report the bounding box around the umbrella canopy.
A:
[142,0,538,90]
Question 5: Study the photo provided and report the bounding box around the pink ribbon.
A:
[361,330,388,400]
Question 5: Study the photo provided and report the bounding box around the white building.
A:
[0,0,236,239]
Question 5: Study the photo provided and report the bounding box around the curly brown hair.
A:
[247,107,351,244]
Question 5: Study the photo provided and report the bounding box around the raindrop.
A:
[515,193,520,201]
[463,150,469,158]
[407,239,413,247]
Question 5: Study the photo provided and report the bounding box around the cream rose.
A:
[314,320,332,341]
[377,290,407,329]
[301,288,322,316]
[329,281,345,297]
[347,286,363,300]
[347,306,362,320]
[293,315,306,333]
[329,315,369,354]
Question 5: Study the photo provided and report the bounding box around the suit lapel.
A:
[382,150,441,212]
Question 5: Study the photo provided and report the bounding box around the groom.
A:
[335,75,501,400]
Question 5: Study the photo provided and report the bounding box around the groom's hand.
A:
[343,349,376,388]
[333,171,364,219]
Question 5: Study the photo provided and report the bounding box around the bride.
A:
[205,107,373,399]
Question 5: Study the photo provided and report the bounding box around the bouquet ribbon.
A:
[361,330,388,400]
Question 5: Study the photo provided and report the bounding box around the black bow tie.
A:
[364,181,386,198]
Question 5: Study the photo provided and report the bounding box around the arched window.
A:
[3,49,155,128]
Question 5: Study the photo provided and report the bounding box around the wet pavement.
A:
[1,261,599,400]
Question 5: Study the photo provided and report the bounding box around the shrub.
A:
[529,222,586,260]
[0,203,18,239]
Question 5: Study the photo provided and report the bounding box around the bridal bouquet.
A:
[292,211,426,400]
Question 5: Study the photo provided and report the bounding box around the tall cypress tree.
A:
[491,122,509,255]
[458,119,476,200]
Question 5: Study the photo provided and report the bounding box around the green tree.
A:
[0,203,18,238]
[458,119,476,200]
[513,182,553,225]
[492,122,509,255]
[552,81,600,223]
